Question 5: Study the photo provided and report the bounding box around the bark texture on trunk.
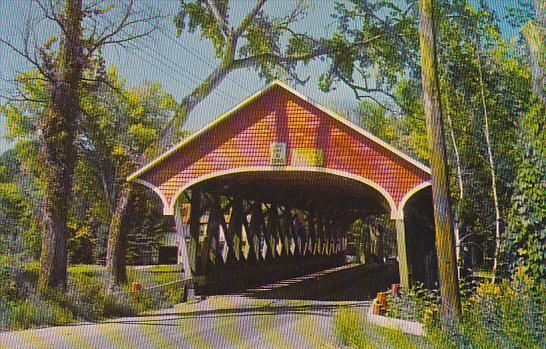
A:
[105,183,133,291]
[38,0,83,292]
[418,0,462,320]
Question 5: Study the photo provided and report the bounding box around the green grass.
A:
[334,307,432,348]
[0,263,188,331]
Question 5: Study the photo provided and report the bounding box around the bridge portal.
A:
[128,81,436,297]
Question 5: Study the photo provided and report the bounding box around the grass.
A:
[334,307,432,348]
[0,263,188,331]
[335,270,546,349]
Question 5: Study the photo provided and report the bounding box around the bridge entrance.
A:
[128,81,437,297]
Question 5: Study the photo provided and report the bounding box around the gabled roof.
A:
[127,80,430,182]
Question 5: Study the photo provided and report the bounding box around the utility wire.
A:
[118,0,255,95]
[94,17,239,112]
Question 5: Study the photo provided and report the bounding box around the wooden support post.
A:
[315,216,321,256]
[298,210,307,256]
[222,197,242,264]
[248,201,262,262]
[395,219,410,289]
[201,194,221,273]
[331,220,338,254]
[326,219,333,256]
[294,210,305,256]
[319,217,326,255]
[188,190,202,276]
[308,212,316,256]
[281,208,292,257]
[174,198,194,301]
[263,204,276,260]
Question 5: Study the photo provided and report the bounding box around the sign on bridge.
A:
[292,148,324,167]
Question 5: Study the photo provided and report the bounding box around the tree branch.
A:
[231,35,381,69]
[233,0,268,39]
[0,38,51,81]
[86,0,161,57]
[206,0,231,36]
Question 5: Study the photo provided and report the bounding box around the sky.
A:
[0,0,525,156]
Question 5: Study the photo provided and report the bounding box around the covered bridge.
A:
[128,81,437,295]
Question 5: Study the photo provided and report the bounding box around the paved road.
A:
[0,264,396,349]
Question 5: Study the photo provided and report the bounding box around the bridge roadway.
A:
[0,264,397,349]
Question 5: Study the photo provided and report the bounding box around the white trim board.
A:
[161,166,399,218]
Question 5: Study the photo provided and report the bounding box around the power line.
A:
[94,17,240,113]
[119,0,255,95]
[156,25,254,95]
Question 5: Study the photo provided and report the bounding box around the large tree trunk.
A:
[418,0,462,320]
[38,0,83,292]
[105,183,133,291]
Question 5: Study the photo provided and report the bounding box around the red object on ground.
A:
[391,283,400,295]
[131,281,142,292]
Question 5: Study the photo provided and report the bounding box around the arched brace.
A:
[394,181,432,220]
[165,166,399,218]
[133,179,171,214]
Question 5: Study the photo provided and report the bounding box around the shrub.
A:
[128,289,164,312]
[387,283,439,322]
[425,270,546,348]
[67,273,137,319]
[0,257,38,303]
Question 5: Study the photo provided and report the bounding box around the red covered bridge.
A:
[128,81,437,296]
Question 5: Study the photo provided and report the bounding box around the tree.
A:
[164,0,421,146]
[79,68,179,288]
[33,0,83,291]
[523,0,545,104]
[418,0,461,319]
[1,0,158,291]
[394,2,533,278]
[502,0,546,284]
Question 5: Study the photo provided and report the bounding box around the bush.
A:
[426,270,546,348]
[0,264,188,330]
[163,286,186,305]
[67,273,136,319]
[387,283,439,322]
[337,270,545,348]
[0,257,38,303]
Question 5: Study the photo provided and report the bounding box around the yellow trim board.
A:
[128,80,431,182]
